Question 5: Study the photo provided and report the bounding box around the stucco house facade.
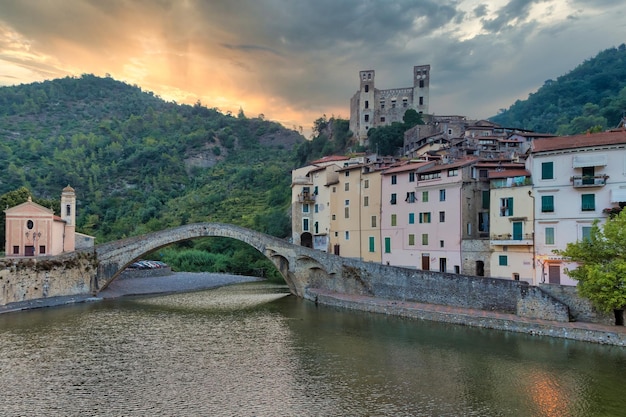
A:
[528,130,626,285]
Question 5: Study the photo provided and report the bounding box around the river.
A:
[1,281,625,416]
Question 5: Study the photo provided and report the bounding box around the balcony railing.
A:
[490,233,533,246]
[298,192,316,203]
[571,175,608,188]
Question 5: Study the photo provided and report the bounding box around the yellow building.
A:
[489,170,535,283]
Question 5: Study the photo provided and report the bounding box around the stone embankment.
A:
[307,288,626,347]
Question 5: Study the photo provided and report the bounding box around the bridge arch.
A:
[94,223,310,296]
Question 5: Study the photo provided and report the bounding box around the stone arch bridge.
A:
[95,223,350,299]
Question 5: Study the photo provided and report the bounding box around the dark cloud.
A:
[481,0,545,33]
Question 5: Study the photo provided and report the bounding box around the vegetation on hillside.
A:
[294,115,355,166]
[490,44,626,134]
[367,109,424,156]
[0,74,304,280]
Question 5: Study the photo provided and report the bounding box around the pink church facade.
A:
[4,186,82,257]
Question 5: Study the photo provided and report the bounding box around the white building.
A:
[528,129,626,285]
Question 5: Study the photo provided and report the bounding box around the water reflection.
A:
[0,282,625,416]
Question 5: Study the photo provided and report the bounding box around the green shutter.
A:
[369,236,375,252]
[541,162,553,179]
[499,255,507,266]
[384,237,391,253]
[581,194,595,211]
[482,191,490,209]
[541,196,554,212]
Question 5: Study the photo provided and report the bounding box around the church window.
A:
[365,85,369,92]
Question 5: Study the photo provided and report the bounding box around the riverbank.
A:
[307,288,626,347]
[0,272,262,314]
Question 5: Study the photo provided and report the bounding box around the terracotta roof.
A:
[382,161,434,175]
[419,157,479,173]
[531,130,626,153]
[488,169,531,179]
[309,155,350,164]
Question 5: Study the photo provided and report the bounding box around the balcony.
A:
[298,192,316,203]
[490,233,533,246]
[571,175,608,188]
[292,176,312,186]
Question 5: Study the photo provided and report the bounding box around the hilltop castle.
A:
[349,65,430,145]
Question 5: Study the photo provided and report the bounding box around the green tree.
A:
[556,209,626,324]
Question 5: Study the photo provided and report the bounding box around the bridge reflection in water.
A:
[0,282,622,416]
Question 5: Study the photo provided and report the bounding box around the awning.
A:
[610,188,626,203]
[572,154,607,168]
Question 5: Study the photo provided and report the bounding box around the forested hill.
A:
[490,44,626,134]
[0,74,306,246]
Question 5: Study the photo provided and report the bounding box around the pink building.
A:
[4,186,93,257]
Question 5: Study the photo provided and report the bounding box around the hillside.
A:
[0,74,305,250]
[490,44,626,134]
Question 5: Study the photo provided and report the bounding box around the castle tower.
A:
[413,64,430,115]
[350,70,376,145]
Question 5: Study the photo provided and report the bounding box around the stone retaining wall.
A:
[118,267,173,279]
[538,284,613,325]
[0,253,97,306]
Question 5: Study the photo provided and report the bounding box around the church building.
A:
[4,185,94,257]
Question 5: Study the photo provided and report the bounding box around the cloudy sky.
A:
[0,0,624,136]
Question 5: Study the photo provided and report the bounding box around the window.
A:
[302,204,309,213]
[369,237,375,252]
[391,175,397,185]
[391,214,397,226]
[344,207,350,218]
[545,227,555,245]
[409,172,415,182]
[314,222,319,234]
[364,179,369,188]
[439,189,446,201]
[440,240,444,248]
[419,96,424,105]
[314,186,318,195]
[364,100,369,109]
[402,98,408,108]
[478,212,489,232]
[380,100,385,109]
[448,168,458,177]
[582,226,592,241]
[332,186,336,192]
[420,172,441,180]
[345,199,350,206]
[541,196,554,213]
[419,212,431,223]
[390,193,397,205]
[380,117,385,122]
[345,171,350,177]
[406,192,416,203]
[13,246,19,255]
[364,196,369,207]
[365,85,369,92]
[419,79,424,88]
[541,162,554,180]
[482,191,490,209]
[27,220,34,230]
[345,231,350,240]
[499,255,508,266]
[303,218,309,231]
[408,234,415,245]
[371,216,377,227]
[500,197,513,216]
[384,237,391,253]
[364,114,369,122]
[439,211,445,222]
[422,191,429,202]
[391,100,396,108]
[581,194,595,211]
[345,182,349,191]
[409,213,415,224]
[422,234,429,245]
[332,214,336,220]
[66,204,71,216]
